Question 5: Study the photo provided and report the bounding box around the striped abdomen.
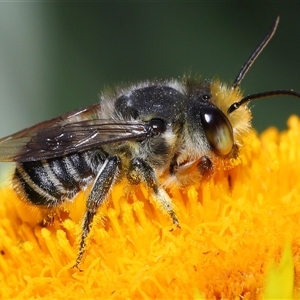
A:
[13,150,106,208]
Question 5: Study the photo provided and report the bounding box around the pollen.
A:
[1,116,300,299]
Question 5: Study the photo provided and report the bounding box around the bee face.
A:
[0,16,299,268]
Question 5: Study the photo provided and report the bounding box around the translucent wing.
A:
[0,104,150,162]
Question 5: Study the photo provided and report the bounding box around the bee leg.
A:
[127,158,179,226]
[197,155,214,179]
[74,155,121,269]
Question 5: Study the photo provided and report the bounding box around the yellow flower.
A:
[1,116,300,299]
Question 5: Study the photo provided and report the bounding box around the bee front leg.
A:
[74,155,121,269]
[127,157,179,226]
[197,155,214,179]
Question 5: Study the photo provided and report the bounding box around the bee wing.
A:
[0,104,150,162]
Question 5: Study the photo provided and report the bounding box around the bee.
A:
[0,16,299,268]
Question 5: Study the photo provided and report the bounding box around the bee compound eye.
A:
[149,118,166,135]
[200,106,234,156]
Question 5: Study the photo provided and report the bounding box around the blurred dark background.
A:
[0,2,300,139]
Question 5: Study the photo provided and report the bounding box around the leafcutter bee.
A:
[0,17,299,268]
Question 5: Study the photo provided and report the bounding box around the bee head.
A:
[186,16,300,161]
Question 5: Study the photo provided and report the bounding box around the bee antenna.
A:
[227,89,300,114]
[231,16,280,90]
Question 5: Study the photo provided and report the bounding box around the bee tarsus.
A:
[128,157,179,225]
[75,155,121,267]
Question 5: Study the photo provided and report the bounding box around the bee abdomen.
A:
[13,151,103,208]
